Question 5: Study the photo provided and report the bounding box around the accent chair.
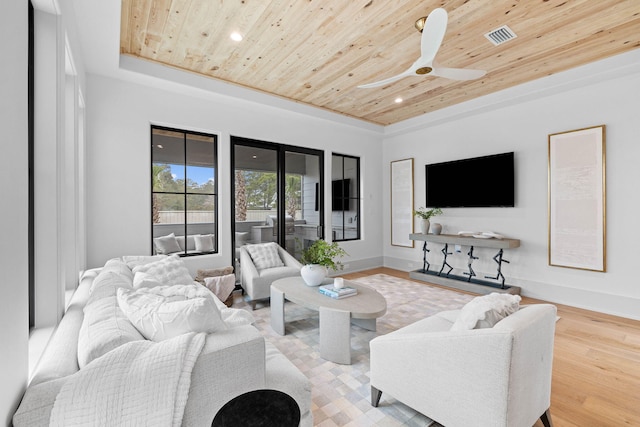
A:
[240,242,302,310]
[370,304,557,427]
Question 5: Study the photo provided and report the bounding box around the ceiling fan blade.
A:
[419,8,448,64]
[430,66,486,81]
[357,68,413,89]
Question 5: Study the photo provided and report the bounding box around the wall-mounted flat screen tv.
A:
[425,152,515,208]
[332,179,350,211]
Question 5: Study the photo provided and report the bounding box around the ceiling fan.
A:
[358,8,486,89]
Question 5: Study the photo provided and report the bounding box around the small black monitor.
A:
[332,179,350,211]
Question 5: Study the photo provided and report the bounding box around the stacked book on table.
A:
[318,284,358,299]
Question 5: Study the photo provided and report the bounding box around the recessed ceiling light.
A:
[156,144,164,149]
[230,32,243,42]
[395,97,403,104]
[252,155,257,159]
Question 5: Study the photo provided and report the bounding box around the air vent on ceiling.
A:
[484,25,517,46]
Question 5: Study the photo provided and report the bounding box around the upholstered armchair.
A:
[370,303,557,427]
[240,243,302,309]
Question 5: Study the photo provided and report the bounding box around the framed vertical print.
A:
[390,158,414,247]
[548,125,606,271]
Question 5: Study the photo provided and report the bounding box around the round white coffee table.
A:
[270,276,387,364]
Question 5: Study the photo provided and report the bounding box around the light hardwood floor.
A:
[342,268,640,427]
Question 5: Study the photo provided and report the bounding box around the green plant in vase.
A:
[414,207,443,234]
[300,239,348,286]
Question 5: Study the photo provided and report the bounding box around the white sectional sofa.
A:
[14,256,312,426]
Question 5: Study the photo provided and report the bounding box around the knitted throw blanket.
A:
[50,332,205,426]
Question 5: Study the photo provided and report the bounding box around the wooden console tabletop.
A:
[409,233,520,249]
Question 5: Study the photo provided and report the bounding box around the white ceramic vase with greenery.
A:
[300,239,348,286]
[414,207,443,234]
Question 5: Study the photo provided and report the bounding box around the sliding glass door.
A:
[232,137,323,269]
[283,149,323,256]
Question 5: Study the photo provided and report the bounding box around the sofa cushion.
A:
[257,266,301,283]
[132,271,164,289]
[219,306,255,328]
[450,292,521,331]
[153,233,182,254]
[246,243,284,270]
[117,284,228,341]
[194,234,215,252]
[87,270,134,305]
[132,254,194,286]
[101,258,135,281]
[78,295,145,368]
[122,255,167,270]
[392,313,455,335]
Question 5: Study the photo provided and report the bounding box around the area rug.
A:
[233,274,475,427]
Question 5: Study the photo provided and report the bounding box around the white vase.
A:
[431,223,442,235]
[300,264,327,287]
[419,218,430,234]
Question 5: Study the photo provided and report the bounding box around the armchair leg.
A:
[371,386,382,407]
[540,409,553,427]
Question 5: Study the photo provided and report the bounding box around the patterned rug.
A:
[233,274,475,427]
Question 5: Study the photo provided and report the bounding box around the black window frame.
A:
[332,153,361,242]
[150,125,219,257]
[28,1,35,330]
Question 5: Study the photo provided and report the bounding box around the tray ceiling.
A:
[120,0,640,126]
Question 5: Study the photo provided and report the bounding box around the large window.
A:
[332,153,360,241]
[151,126,218,256]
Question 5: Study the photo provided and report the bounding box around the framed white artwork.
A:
[548,125,606,271]
[390,158,414,247]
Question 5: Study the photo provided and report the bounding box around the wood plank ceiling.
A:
[121,0,640,126]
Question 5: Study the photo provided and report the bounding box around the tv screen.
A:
[332,179,350,211]
[425,152,515,208]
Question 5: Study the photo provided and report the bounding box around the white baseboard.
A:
[332,256,383,276]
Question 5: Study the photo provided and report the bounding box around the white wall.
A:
[382,50,640,320]
[1,0,88,422]
[85,74,384,274]
[0,1,29,423]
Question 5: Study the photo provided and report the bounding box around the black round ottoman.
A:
[211,389,301,427]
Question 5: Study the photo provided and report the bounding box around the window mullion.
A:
[183,132,188,255]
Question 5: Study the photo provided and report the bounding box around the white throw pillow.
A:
[450,293,522,331]
[194,234,215,252]
[153,233,182,255]
[117,284,227,341]
[78,295,145,368]
[245,243,284,270]
[133,271,164,289]
[132,255,194,286]
[235,232,249,247]
[203,273,236,302]
[122,255,167,270]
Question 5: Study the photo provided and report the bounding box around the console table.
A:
[409,233,521,295]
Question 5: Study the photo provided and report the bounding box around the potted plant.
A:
[414,207,443,234]
[299,239,348,286]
